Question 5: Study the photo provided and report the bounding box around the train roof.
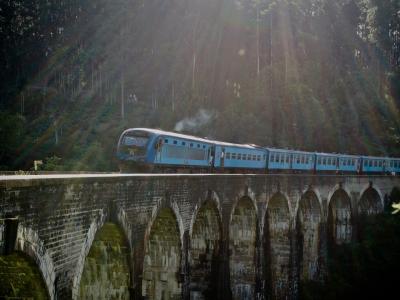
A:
[123,128,213,144]
[266,148,313,155]
[361,155,391,160]
[123,128,262,149]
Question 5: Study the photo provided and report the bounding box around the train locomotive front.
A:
[117,128,158,172]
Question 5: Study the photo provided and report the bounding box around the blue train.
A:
[116,128,400,174]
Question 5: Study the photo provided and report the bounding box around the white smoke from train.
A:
[174,109,215,132]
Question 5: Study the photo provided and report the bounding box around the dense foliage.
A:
[0,0,399,170]
[299,212,400,300]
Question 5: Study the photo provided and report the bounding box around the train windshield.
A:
[120,131,149,156]
[123,136,148,147]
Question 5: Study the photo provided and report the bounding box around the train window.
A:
[286,155,289,163]
[232,153,237,159]
[203,145,206,149]
[270,154,274,162]
[280,155,284,163]
[257,155,261,161]
[190,143,193,147]
[226,153,231,159]
[378,161,382,167]
[182,142,186,146]
[237,153,241,160]
[296,156,300,164]
[263,154,266,161]
[197,144,200,148]
[343,159,346,166]
[164,139,169,143]
[242,154,247,160]
[173,140,177,145]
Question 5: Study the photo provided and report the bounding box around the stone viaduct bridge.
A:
[0,174,399,300]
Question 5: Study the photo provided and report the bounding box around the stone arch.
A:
[229,196,258,300]
[189,190,222,237]
[359,186,383,215]
[264,192,291,300]
[328,189,352,244]
[295,187,323,218]
[327,184,352,211]
[296,190,322,281]
[14,224,55,299]
[78,222,131,299]
[142,207,182,300]
[189,196,222,299]
[71,210,106,300]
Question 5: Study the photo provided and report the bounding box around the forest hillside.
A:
[1,0,399,171]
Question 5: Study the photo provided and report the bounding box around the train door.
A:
[220,147,225,168]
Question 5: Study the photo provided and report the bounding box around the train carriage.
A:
[267,148,291,170]
[213,142,267,171]
[387,158,400,174]
[290,150,315,171]
[267,148,314,172]
[338,154,360,173]
[361,156,387,173]
[315,152,339,172]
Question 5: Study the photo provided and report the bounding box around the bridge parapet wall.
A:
[0,174,399,299]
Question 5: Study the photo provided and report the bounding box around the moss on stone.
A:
[0,251,49,299]
[79,222,131,300]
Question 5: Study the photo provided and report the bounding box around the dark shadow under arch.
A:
[359,187,382,216]
[328,189,352,245]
